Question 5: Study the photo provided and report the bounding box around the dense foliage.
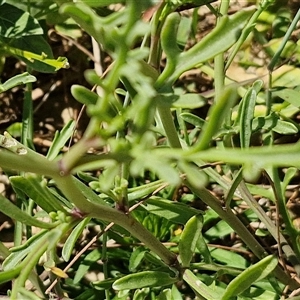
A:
[1,0,300,299]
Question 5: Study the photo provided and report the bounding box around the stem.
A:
[102,232,110,300]
[238,180,300,275]
[0,134,58,177]
[267,169,300,271]
[214,0,229,102]
[10,222,72,300]
[54,174,177,266]
[157,104,181,148]
[268,7,300,72]
[0,241,10,258]
[148,1,166,69]
[187,183,299,289]
[22,74,34,149]
[11,237,48,300]
[58,136,103,174]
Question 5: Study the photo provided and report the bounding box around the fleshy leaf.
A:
[112,271,177,290]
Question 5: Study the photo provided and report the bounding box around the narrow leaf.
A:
[273,88,300,107]
[222,255,278,299]
[180,112,206,128]
[112,271,177,290]
[3,43,69,72]
[129,247,147,272]
[179,215,203,267]
[172,93,206,109]
[47,119,76,161]
[143,198,199,224]
[158,9,254,86]
[0,3,43,38]
[240,80,263,148]
[193,86,238,151]
[3,230,47,270]
[62,217,91,262]
[10,175,65,213]
[183,269,220,300]
[74,248,101,284]
[0,73,36,93]
[71,85,98,106]
[0,193,55,229]
[0,266,22,285]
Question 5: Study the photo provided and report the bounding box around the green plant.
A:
[1,0,300,299]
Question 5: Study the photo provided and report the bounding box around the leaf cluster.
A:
[0,0,300,299]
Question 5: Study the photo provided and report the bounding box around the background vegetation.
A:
[1,0,300,299]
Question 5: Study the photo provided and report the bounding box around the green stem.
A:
[54,174,177,266]
[157,104,181,148]
[213,0,229,102]
[0,241,10,258]
[22,80,33,149]
[268,169,300,269]
[0,134,58,177]
[10,237,48,300]
[102,232,110,300]
[225,0,272,70]
[57,136,103,174]
[268,7,300,72]
[13,197,23,247]
[10,222,72,300]
[148,1,166,69]
[187,182,299,289]
[238,180,300,276]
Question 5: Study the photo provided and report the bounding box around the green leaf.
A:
[143,198,199,224]
[177,16,192,50]
[112,271,177,290]
[272,119,298,134]
[282,167,298,191]
[187,142,300,169]
[273,88,300,107]
[10,174,65,213]
[62,217,91,262]
[72,177,109,207]
[47,119,76,161]
[183,269,220,300]
[171,285,183,300]
[157,9,254,87]
[179,161,207,189]
[78,0,126,7]
[0,265,22,285]
[71,85,98,106]
[179,214,203,267]
[74,248,101,284]
[129,247,147,272]
[127,180,165,202]
[180,112,206,128]
[0,72,36,93]
[222,255,278,299]
[204,219,233,240]
[210,248,248,269]
[0,3,43,38]
[0,193,55,229]
[172,93,206,109]
[3,230,48,270]
[157,289,172,300]
[252,113,298,134]
[240,80,263,148]
[193,86,238,151]
[18,288,43,300]
[3,40,69,73]
[132,288,150,300]
[6,122,22,137]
